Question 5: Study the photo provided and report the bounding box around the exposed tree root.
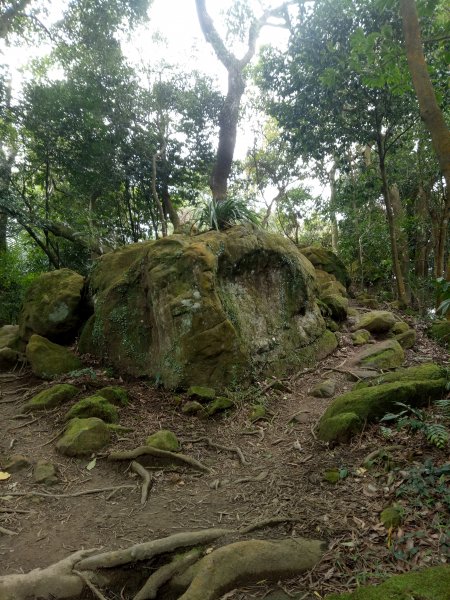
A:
[239,516,305,534]
[184,437,249,466]
[176,537,326,600]
[362,445,404,468]
[108,446,211,473]
[72,570,108,600]
[0,548,99,600]
[0,485,136,499]
[133,548,202,600]
[75,528,233,571]
[0,526,18,535]
[131,461,153,505]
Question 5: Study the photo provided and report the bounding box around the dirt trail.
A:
[0,312,448,599]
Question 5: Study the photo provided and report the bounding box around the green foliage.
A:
[381,400,450,449]
[436,278,450,317]
[195,197,260,231]
[0,245,43,325]
[396,459,450,510]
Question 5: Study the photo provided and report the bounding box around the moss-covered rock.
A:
[353,363,447,389]
[310,379,336,398]
[33,461,59,485]
[182,400,204,415]
[354,310,397,333]
[299,247,351,290]
[250,404,267,421]
[206,396,234,415]
[351,329,371,346]
[317,376,447,443]
[390,321,409,334]
[429,320,450,347]
[324,468,340,484]
[81,226,333,389]
[0,347,26,371]
[56,417,111,456]
[324,565,450,600]
[18,269,88,343]
[24,383,78,412]
[0,324,24,351]
[96,386,129,406]
[357,339,404,369]
[315,270,348,297]
[187,386,216,401]
[146,429,180,451]
[65,395,119,423]
[26,334,82,379]
[394,328,416,349]
[321,294,349,322]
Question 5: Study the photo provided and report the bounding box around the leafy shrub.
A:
[436,277,450,317]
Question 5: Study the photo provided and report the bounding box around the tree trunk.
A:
[0,212,7,252]
[414,184,428,278]
[399,0,450,192]
[161,185,180,231]
[377,142,409,307]
[329,161,339,254]
[195,0,289,203]
[389,182,411,303]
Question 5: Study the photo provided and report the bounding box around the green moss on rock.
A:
[321,294,349,322]
[299,246,351,289]
[56,417,111,456]
[324,565,450,600]
[206,396,234,415]
[0,324,23,351]
[310,379,336,398]
[250,404,267,421]
[394,329,416,349]
[391,321,409,334]
[96,386,129,406]
[24,383,78,412]
[82,226,334,389]
[65,395,119,423]
[182,401,204,415]
[26,334,82,379]
[354,363,447,390]
[354,311,397,333]
[351,329,371,346]
[358,339,404,369]
[146,429,180,451]
[429,320,450,347]
[318,377,447,443]
[18,268,87,342]
[187,386,216,401]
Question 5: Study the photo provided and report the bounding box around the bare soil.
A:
[0,310,448,599]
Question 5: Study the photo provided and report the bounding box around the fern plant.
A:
[381,400,450,450]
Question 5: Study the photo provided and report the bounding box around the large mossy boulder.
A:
[56,417,111,456]
[353,362,447,389]
[24,383,78,412]
[429,319,450,347]
[80,226,336,389]
[354,310,396,333]
[356,339,405,370]
[317,365,448,443]
[26,334,82,379]
[299,246,351,290]
[18,268,88,343]
[324,565,450,600]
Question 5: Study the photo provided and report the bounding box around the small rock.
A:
[395,329,416,349]
[187,386,216,401]
[24,384,79,412]
[56,417,111,456]
[351,329,371,346]
[4,455,31,473]
[206,396,234,416]
[182,400,204,415]
[146,430,180,452]
[310,379,336,398]
[250,405,266,421]
[65,395,119,423]
[391,321,410,335]
[96,386,129,406]
[34,461,59,485]
[354,310,397,333]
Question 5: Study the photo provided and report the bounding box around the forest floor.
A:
[0,305,448,600]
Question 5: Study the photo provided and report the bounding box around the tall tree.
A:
[195,0,292,202]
